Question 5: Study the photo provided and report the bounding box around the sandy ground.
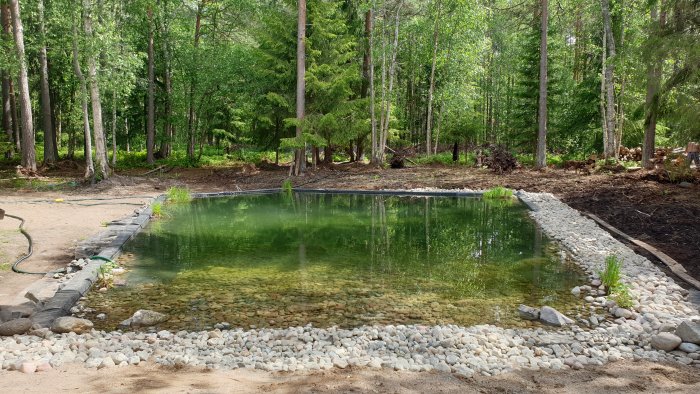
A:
[0,192,157,306]
[1,169,699,391]
[0,360,698,393]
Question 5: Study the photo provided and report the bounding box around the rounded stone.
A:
[650,333,682,352]
[51,317,94,334]
[0,318,33,336]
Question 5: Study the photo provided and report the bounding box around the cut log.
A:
[585,213,700,291]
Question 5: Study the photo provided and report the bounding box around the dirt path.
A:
[0,360,698,393]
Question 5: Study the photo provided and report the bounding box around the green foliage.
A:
[167,187,192,204]
[482,187,514,199]
[612,283,634,309]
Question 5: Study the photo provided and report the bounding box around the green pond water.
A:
[83,192,584,330]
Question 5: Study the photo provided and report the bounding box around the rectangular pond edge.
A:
[31,187,527,328]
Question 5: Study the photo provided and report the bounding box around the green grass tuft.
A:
[151,202,163,217]
[282,179,293,194]
[482,186,514,199]
[599,254,622,292]
[167,187,192,204]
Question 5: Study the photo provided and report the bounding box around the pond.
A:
[82,191,584,330]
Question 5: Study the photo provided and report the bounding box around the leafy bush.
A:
[167,187,192,204]
[483,186,514,199]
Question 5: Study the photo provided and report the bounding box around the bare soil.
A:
[0,163,699,391]
[0,360,698,393]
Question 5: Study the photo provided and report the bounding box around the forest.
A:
[0,0,698,179]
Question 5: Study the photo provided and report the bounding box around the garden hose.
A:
[5,213,117,275]
[6,213,44,275]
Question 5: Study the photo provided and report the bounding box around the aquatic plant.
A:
[482,186,514,199]
[282,179,293,194]
[151,202,163,217]
[167,187,192,204]
[599,254,622,293]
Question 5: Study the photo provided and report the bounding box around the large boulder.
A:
[675,321,700,345]
[651,332,682,351]
[539,306,574,326]
[51,317,93,334]
[128,309,169,328]
[518,305,540,320]
[0,318,33,336]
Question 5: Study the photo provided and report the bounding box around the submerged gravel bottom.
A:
[1,191,699,375]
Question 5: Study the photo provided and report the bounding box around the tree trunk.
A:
[642,5,665,169]
[536,0,548,169]
[146,6,155,164]
[368,8,379,165]
[159,0,173,159]
[426,0,441,155]
[83,0,109,178]
[111,91,117,167]
[187,1,204,160]
[72,16,94,179]
[601,0,617,160]
[1,4,13,158]
[294,0,306,176]
[379,1,402,163]
[38,0,57,165]
[9,0,36,172]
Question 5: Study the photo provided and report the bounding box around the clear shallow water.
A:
[83,192,583,330]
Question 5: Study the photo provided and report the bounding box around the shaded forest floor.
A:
[2,161,699,284]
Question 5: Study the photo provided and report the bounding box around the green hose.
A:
[6,213,116,275]
[6,213,44,275]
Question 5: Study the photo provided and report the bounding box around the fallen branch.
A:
[584,212,700,291]
[140,165,168,176]
[385,146,418,165]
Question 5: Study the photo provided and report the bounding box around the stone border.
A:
[31,195,165,327]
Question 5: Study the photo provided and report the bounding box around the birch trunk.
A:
[536,0,548,169]
[379,2,402,163]
[426,1,441,155]
[38,0,57,165]
[294,0,306,175]
[84,0,109,178]
[1,4,13,158]
[368,7,379,165]
[159,0,173,158]
[9,0,36,172]
[642,6,665,169]
[601,0,617,160]
[187,1,204,160]
[72,17,94,179]
[146,6,155,164]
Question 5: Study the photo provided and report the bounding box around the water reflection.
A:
[83,192,583,330]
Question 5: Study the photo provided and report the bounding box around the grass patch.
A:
[599,254,635,308]
[282,179,293,194]
[167,187,192,204]
[152,202,163,217]
[599,255,622,291]
[482,186,514,199]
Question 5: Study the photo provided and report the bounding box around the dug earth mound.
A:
[0,191,698,377]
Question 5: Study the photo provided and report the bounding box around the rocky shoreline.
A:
[1,191,698,374]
